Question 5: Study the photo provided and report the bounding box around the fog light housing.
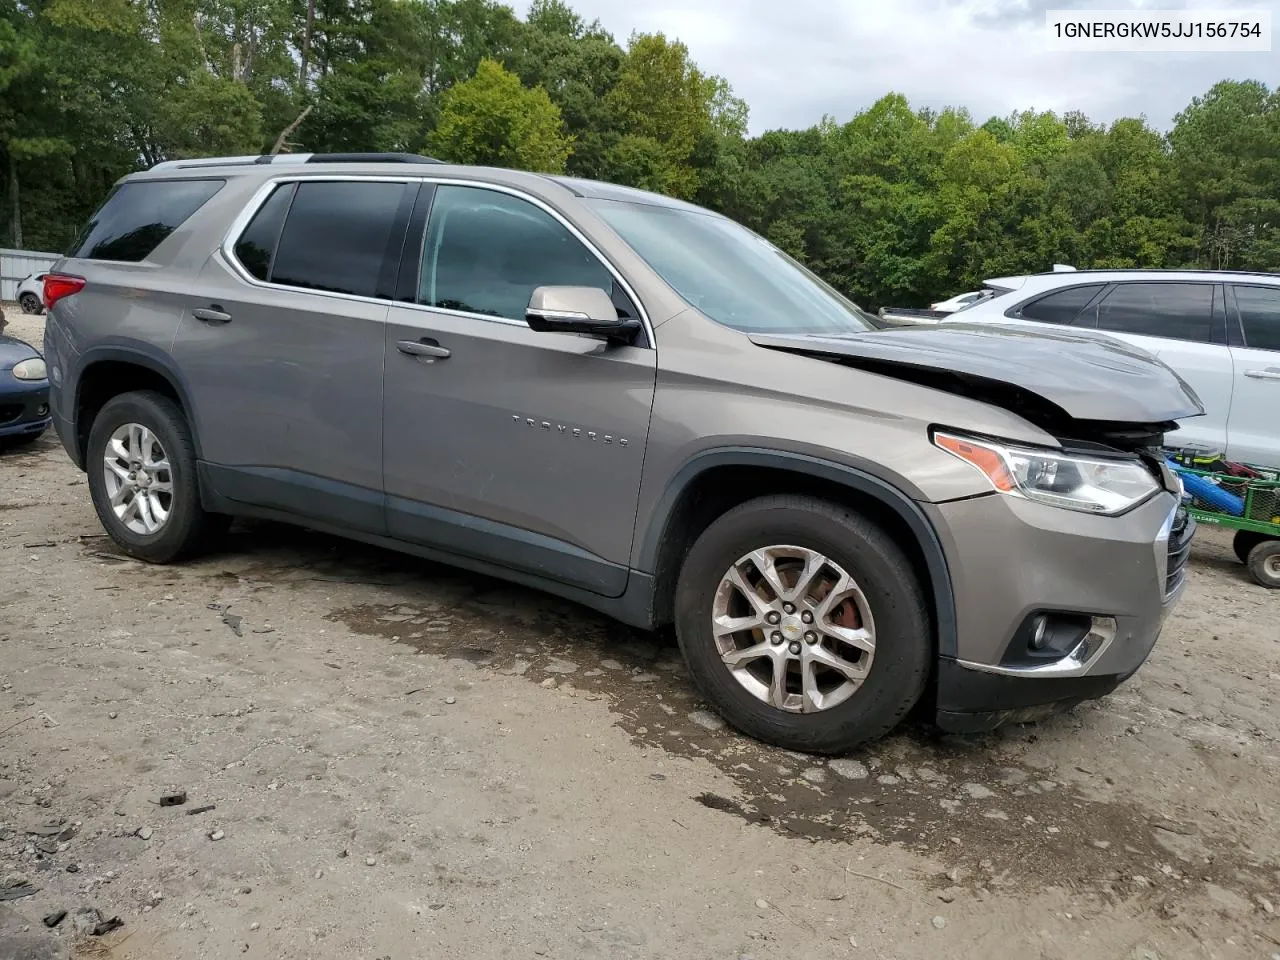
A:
[36,403,49,417]
[1000,611,1118,671]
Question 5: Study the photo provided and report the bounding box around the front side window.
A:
[256,180,407,298]
[1095,282,1214,343]
[1234,284,1280,352]
[587,198,877,336]
[419,185,615,321]
[1016,284,1104,325]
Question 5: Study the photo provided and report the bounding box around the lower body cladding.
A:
[926,489,1192,733]
[0,379,52,441]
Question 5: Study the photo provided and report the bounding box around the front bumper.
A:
[0,379,52,439]
[927,490,1191,733]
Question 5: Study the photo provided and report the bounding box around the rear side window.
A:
[261,181,407,298]
[1015,284,1104,325]
[1234,285,1280,352]
[1096,282,1214,343]
[233,183,296,281]
[70,179,225,262]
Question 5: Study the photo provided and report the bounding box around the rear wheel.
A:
[1233,530,1270,565]
[86,390,227,563]
[1246,541,1280,589]
[18,292,42,314]
[674,495,931,755]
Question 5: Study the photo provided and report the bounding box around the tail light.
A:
[43,274,86,310]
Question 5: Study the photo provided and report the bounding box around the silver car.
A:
[42,153,1198,753]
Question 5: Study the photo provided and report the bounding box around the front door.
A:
[382,182,657,596]
[172,177,414,534]
[1227,283,1280,468]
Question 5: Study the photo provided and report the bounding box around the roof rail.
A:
[149,152,444,172]
[304,152,444,164]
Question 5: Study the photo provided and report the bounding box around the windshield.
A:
[588,198,877,336]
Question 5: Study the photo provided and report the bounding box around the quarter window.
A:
[419,185,616,321]
[1016,284,1105,325]
[1234,285,1280,352]
[70,179,225,263]
[1095,282,1214,343]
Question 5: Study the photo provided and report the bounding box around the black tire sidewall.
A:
[86,392,204,562]
[674,497,931,755]
[19,294,41,314]
[1247,541,1280,589]
[1234,530,1269,565]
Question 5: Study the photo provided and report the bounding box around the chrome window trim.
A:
[218,173,655,348]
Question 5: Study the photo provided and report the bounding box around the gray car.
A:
[42,153,1198,754]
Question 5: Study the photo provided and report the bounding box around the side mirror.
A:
[525,286,641,343]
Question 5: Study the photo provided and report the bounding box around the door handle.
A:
[396,338,451,360]
[192,306,232,324]
[1244,368,1280,381]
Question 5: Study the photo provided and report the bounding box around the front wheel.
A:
[86,390,227,563]
[674,494,932,755]
[18,293,42,315]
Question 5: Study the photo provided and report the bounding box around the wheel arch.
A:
[636,448,958,657]
[71,346,201,469]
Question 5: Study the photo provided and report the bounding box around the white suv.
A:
[946,270,1280,467]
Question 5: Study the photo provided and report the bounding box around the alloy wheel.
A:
[710,545,876,713]
[102,422,173,535]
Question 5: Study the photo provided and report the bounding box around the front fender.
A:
[633,446,959,658]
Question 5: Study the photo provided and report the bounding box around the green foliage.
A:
[429,57,571,171]
[0,0,1275,305]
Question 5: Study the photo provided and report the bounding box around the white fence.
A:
[1,248,61,301]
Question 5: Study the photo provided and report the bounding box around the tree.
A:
[428,57,572,171]
[604,32,744,198]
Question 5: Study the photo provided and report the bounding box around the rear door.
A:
[1089,281,1231,452]
[172,176,415,534]
[1226,283,1280,467]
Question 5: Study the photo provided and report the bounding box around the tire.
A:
[1233,530,1269,565]
[1246,540,1280,589]
[674,494,932,755]
[18,292,42,315]
[86,390,227,563]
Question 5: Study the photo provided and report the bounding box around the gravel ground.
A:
[3,307,1280,960]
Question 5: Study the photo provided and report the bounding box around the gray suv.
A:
[43,153,1198,754]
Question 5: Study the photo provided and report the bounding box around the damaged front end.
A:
[749,322,1204,461]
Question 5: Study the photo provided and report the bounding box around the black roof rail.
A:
[303,152,445,165]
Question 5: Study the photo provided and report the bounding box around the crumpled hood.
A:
[750,322,1205,424]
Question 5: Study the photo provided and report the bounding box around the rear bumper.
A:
[52,408,80,467]
[0,381,51,438]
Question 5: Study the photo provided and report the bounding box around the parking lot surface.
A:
[3,309,1279,960]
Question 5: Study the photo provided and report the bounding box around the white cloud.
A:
[561,0,1279,133]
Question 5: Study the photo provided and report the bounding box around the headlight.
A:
[933,431,1160,515]
[11,358,47,381]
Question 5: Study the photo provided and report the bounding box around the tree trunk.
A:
[299,0,315,91]
[9,153,22,249]
[271,104,313,155]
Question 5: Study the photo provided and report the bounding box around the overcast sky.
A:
[561,0,1279,134]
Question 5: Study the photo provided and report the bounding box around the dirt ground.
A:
[2,306,1280,960]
